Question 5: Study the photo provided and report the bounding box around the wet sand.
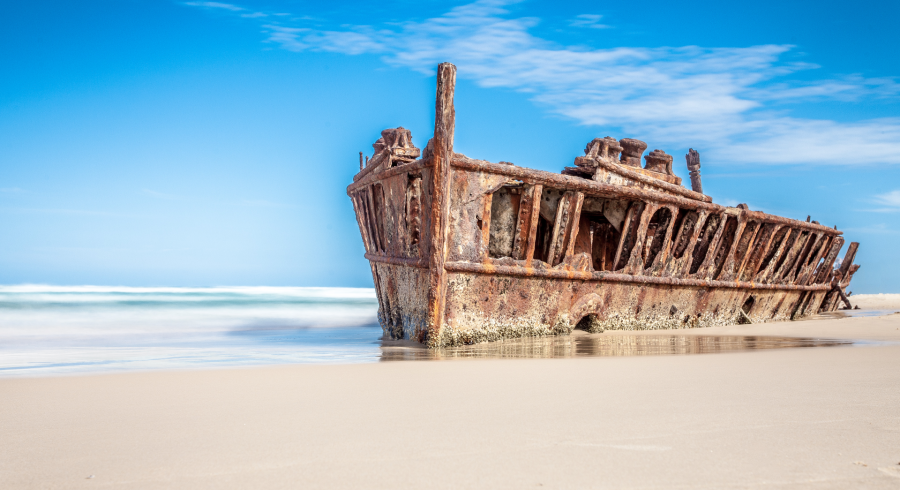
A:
[2,312,900,488]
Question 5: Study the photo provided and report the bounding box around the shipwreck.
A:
[347,63,861,347]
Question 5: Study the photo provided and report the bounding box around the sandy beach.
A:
[2,304,900,489]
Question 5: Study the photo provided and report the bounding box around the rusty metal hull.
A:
[348,63,860,347]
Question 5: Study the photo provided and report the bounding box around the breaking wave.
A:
[0,285,381,376]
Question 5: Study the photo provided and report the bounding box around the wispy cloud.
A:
[875,190,900,207]
[867,189,900,212]
[0,187,25,193]
[184,1,244,11]
[185,1,268,18]
[569,14,610,29]
[186,0,900,166]
[843,223,900,234]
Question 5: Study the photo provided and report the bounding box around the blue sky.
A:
[1,0,899,293]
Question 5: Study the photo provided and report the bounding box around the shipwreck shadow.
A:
[379,333,853,361]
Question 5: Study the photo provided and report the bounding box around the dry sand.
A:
[2,312,900,489]
[848,293,900,312]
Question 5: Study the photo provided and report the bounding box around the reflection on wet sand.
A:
[379,333,853,361]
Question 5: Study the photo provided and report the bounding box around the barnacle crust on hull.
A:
[347,62,861,348]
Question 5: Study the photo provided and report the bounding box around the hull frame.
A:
[347,63,859,347]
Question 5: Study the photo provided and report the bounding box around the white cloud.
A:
[188,0,900,166]
[869,190,900,212]
[184,1,244,11]
[875,190,900,207]
[569,14,610,29]
[843,223,900,234]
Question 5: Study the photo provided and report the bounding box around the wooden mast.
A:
[425,62,456,345]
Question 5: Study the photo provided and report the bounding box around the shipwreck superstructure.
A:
[347,63,861,347]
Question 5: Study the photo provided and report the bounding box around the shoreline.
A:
[2,312,900,488]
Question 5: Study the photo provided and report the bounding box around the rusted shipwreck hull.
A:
[347,63,861,347]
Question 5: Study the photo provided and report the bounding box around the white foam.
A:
[0,284,376,298]
[0,286,382,375]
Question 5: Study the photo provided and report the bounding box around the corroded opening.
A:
[712,216,739,278]
[740,223,776,281]
[774,230,809,277]
[732,220,759,273]
[690,214,721,274]
[488,185,522,258]
[532,187,565,263]
[614,201,645,271]
[787,231,818,280]
[574,197,628,271]
[738,296,756,324]
[533,214,553,263]
[371,183,387,252]
[574,314,604,333]
[671,209,698,260]
[643,207,673,269]
[758,226,789,273]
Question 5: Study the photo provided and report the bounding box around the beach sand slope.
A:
[2,314,900,489]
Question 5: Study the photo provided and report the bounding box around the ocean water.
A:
[0,285,860,377]
[0,286,383,377]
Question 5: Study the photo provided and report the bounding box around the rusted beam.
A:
[739,223,776,282]
[624,201,656,274]
[813,236,844,284]
[843,263,861,288]
[523,184,543,266]
[713,216,742,282]
[592,152,709,202]
[352,151,387,183]
[349,193,372,253]
[774,230,810,284]
[365,253,430,269]
[450,157,841,236]
[668,210,708,277]
[548,191,582,266]
[642,204,678,274]
[479,193,493,257]
[444,261,832,291]
[546,192,567,266]
[694,213,729,280]
[794,233,829,286]
[613,201,643,270]
[686,148,703,194]
[425,62,457,340]
[838,242,859,287]
[732,219,762,281]
[347,159,432,193]
[512,184,538,260]
[759,226,794,283]
[788,232,822,283]
[362,188,382,253]
[563,192,585,260]
[352,157,842,237]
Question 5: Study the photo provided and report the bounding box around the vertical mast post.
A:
[425,62,456,345]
